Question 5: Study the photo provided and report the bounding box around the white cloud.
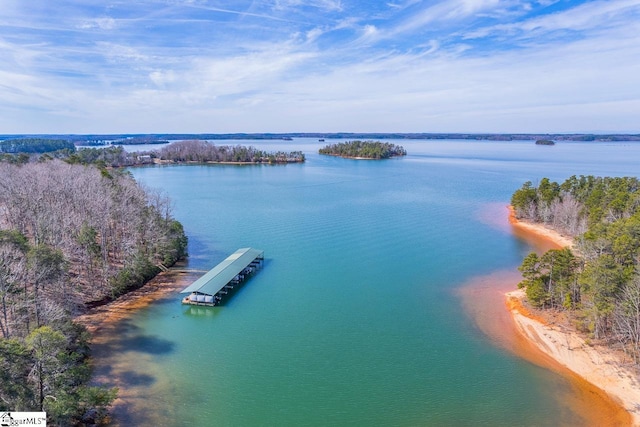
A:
[386,0,421,11]
[149,70,177,88]
[306,27,324,42]
[536,0,560,6]
[391,0,505,35]
[274,0,343,12]
[362,24,378,38]
[96,42,150,64]
[78,16,117,30]
[465,0,640,39]
[0,0,639,133]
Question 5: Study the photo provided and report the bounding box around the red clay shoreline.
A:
[506,206,639,426]
[75,267,196,335]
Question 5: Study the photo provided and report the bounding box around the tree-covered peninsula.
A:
[0,160,188,424]
[157,139,305,164]
[511,176,640,363]
[0,140,305,167]
[318,140,407,159]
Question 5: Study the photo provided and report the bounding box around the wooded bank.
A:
[1,139,305,167]
[512,176,640,363]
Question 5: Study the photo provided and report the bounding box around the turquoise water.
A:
[106,140,640,426]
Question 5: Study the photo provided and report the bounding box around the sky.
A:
[1,0,639,134]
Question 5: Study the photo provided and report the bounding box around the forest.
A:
[0,160,188,424]
[318,140,407,159]
[511,176,640,363]
[0,138,75,154]
[1,140,305,167]
[157,139,305,163]
[65,145,155,167]
[0,144,152,168]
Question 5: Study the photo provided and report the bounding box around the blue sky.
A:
[1,0,639,133]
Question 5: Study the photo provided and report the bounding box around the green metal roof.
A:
[180,248,264,296]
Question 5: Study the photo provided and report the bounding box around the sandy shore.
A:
[507,206,640,425]
[507,205,575,250]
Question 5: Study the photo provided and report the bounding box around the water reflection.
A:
[184,306,219,317]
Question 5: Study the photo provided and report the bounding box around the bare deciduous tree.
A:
[0,160,187,334]
[613,275,640,363]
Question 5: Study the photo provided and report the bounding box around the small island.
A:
[535,139,555,145]
[318,140,407,159]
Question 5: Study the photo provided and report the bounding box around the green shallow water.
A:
[99,139,640,426]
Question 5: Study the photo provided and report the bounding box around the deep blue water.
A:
[104,139,640,426]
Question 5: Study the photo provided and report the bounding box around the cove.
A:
[94,139,640,426]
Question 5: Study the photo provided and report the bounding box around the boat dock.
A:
[180,248,264,306]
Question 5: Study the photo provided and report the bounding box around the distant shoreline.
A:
[507,206,640,425]
[152,158,304,166]
[3,132,640,144]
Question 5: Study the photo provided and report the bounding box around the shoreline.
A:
[76,266,200,426]
[318,153,405,160]
[79,206,640,425]
[507,206,640,425]
[152,159,303,166]
[507,205,575,250]
[75,266,196,335]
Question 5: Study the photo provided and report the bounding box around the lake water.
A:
[103,139,640,426]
